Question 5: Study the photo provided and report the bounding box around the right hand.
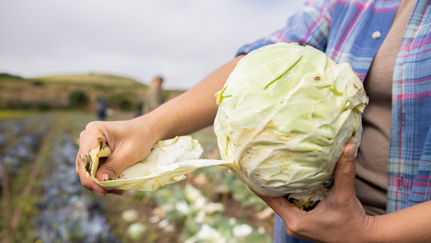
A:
[75,116,160,197]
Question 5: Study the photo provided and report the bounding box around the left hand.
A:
[254,144,374,243]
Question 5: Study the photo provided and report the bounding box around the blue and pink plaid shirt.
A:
[237,0,431,242]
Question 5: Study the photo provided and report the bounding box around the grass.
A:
[0,110,37,119]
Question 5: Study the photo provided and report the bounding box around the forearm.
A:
[368,200,431,242]
[135,55,245,141]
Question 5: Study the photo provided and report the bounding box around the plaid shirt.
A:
[237,0,431,242]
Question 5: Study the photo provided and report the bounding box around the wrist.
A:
[131,103,179,142]
[356,215,377,243]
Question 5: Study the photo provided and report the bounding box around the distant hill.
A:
[0,73,24,80]
[0,73,183,111]
[34,73,147,88]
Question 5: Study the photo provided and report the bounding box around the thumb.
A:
[95,146,131,182]
[331,143,356,197]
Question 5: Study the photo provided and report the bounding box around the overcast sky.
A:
[0,0,307,90]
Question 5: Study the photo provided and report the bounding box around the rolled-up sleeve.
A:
[236,0,335,56]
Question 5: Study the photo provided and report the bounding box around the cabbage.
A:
[213,43,368,208]
[81,43,368,209]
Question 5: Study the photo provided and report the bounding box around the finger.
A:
[78,168,107,197]
[76,129,87,177]
[108,189,125,196]
[251,188,304,220]
[331,143,356,199]
[79,121,107,156]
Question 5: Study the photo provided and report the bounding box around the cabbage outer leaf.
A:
[81,136,230,191]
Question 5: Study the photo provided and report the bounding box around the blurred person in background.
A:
[142,76,165,114]
[134,100,144,118]
[76,0,431,242]
[96,98,107,121]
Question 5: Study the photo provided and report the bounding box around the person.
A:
[76,0,431,242]
[134,100,143,118]
[96,98,107,121]
[142,76,165,114]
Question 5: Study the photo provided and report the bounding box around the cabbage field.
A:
[0,110,274,243]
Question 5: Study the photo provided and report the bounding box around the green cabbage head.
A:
[213,43,368,208]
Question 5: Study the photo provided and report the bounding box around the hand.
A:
[75,116,161,197]
[254,144,374,243]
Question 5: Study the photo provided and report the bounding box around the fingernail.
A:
[347,146,355,161]
[93,190,105,197]
[102,174,110,181]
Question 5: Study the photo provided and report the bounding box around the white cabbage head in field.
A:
[81,43,368,209]
[213,43,368,208]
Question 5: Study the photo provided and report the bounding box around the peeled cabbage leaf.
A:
[81,136,229,191]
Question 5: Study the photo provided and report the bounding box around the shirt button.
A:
[372,31,381,39]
